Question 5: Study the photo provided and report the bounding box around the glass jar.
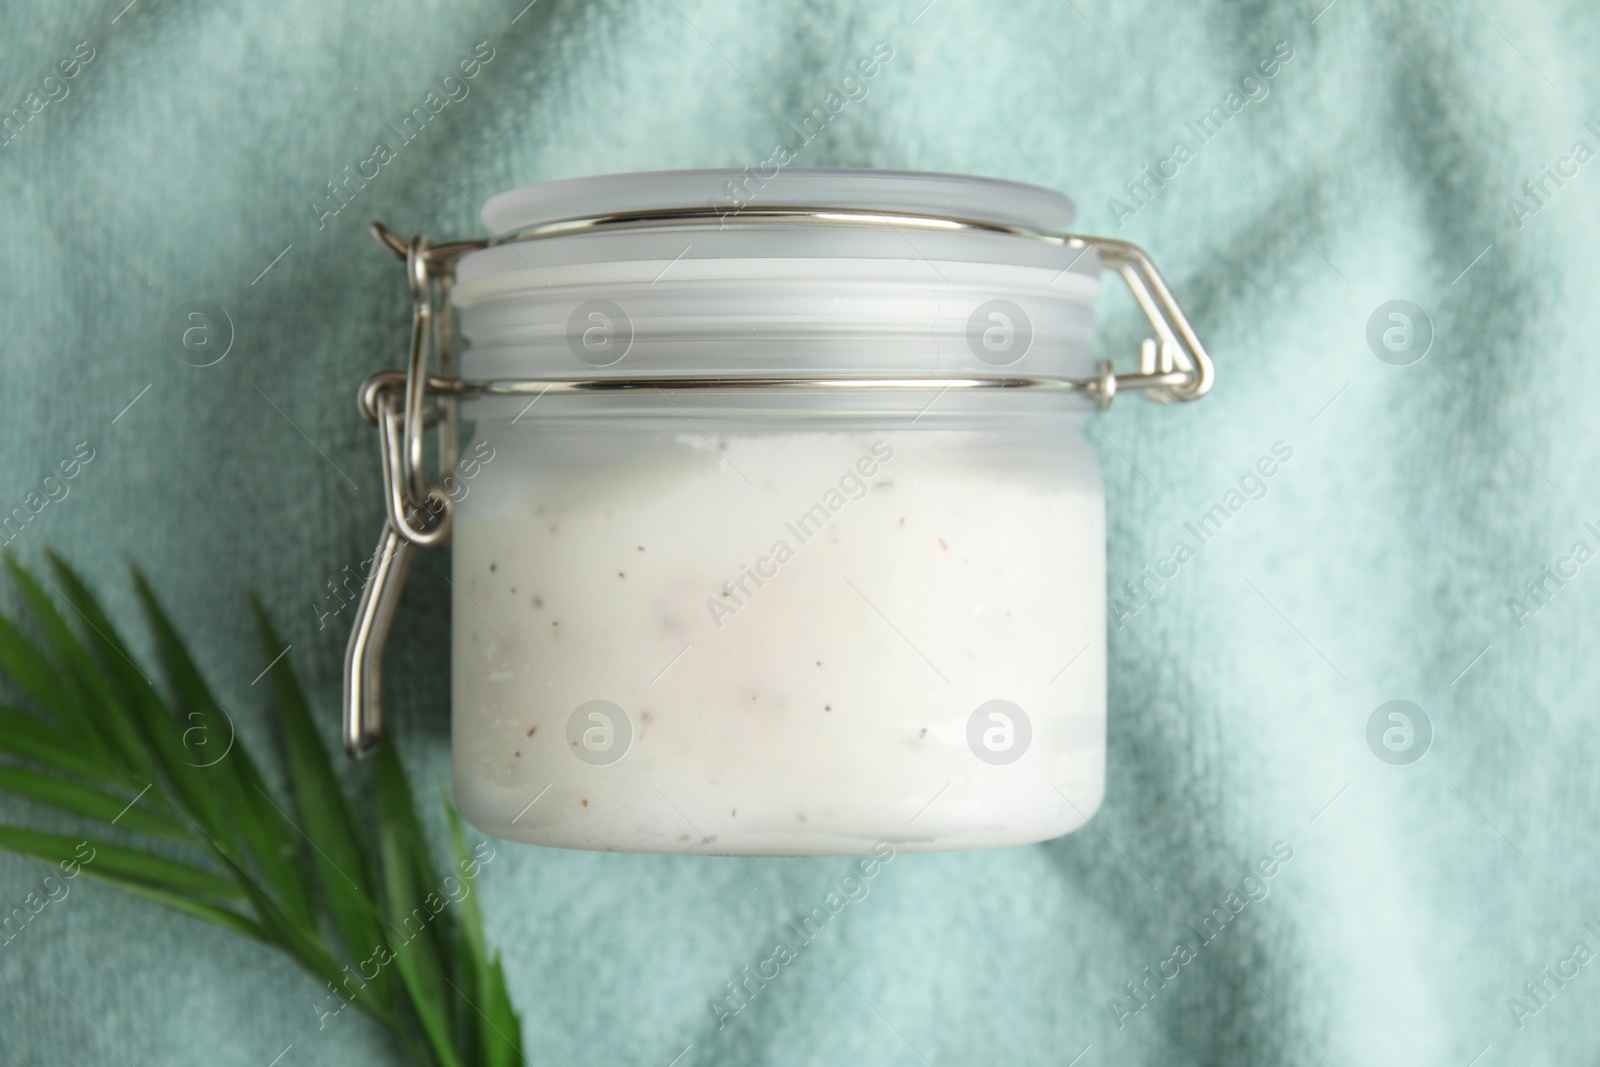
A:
[344,169,1212,856]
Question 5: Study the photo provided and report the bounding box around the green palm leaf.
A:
[0,704,110,782]
[446,804,524,1067]
[0,555,525,1067]
[0,767,187,840]
[125,566,320,927]
[0,827,246,901]
[112,880,270,943]
[5,557,155,781]
[377,743,464,1067]
[251,600,394,1006]
[128,570,280,865]
[0,612,112,766]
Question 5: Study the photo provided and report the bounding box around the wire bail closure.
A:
[342,213,1214,758]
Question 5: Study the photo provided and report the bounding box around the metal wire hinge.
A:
[342,215,1214,757]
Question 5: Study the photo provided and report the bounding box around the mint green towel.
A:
[2,1,1596,1064]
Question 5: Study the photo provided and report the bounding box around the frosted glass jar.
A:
[426,169,1185,856]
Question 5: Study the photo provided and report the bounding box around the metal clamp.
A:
[343,214,1213,757]
[343,227,462,756]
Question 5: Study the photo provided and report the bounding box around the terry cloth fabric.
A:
[3,1,1599,1064]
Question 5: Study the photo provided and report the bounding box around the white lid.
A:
[480,168,1076,235]
[454,169,1101,384]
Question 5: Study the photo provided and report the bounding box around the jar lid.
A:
[480,168,1076,237]
[453,168,1101,388]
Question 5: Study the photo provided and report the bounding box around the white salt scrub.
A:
[451,423,1105,854]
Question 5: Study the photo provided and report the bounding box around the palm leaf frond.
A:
[0,555,524,1067]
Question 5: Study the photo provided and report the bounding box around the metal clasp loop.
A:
[342,226,467,756]
[1073,236,1214,409]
